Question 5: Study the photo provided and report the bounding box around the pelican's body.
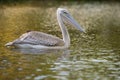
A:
[5,8,85,49]
[6,31,64,49]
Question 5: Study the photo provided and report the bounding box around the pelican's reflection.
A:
[10,48,70,66]
[11,48,70,55]
[9,48,71,79]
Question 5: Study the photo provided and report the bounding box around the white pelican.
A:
[5,8,85,49]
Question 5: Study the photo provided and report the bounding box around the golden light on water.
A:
[0,1,120,80]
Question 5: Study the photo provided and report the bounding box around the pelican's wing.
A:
[13,31,64,46]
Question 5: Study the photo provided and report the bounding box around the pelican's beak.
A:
[62,13,85,33]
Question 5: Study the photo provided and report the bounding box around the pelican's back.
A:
[7,31,64,47]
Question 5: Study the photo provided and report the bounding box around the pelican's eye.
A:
[63,11,68,14]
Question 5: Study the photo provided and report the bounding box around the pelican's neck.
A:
[57,12,70,48]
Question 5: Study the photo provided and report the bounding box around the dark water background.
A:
[0,1,120,80]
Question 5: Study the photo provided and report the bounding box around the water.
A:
[0,2,120,80]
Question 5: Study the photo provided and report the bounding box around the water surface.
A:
[0,2,120,80]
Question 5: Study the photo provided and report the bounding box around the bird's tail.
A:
[5,42,13,47]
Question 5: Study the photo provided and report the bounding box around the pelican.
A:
[5,8,85,49]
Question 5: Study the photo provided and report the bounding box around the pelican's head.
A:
[57,8,85,33]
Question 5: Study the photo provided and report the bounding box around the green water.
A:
[0,2,120,80]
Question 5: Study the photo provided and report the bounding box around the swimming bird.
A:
[5,8,85,49]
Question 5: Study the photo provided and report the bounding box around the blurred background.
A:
[0,0,120,80]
